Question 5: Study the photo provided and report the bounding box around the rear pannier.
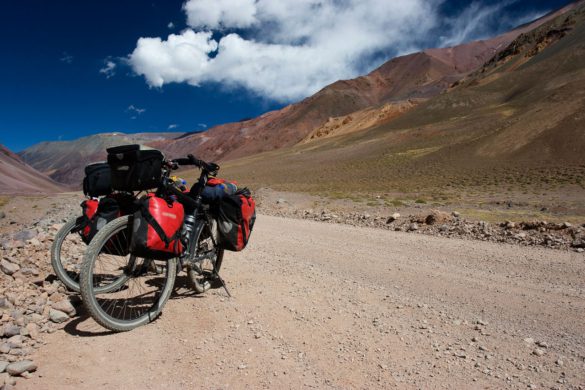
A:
[74,194,136,252]
[75,197,120,244]
[75,199,99,244]
[107,144,164,191]
[83,162,111,197]
[130,194,184,260]
[217,188,256,251]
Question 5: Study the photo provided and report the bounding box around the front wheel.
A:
[79,215,177,332]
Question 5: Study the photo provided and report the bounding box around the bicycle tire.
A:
[51,218,84,292]
[51,217,132,294]
[79,215,177,332]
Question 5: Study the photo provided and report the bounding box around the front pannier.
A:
[107,144,164,191]
[83,162,111,197]
[130,194,184,260]
[217,188,256,251]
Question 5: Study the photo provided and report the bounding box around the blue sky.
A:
[0,0,573,152]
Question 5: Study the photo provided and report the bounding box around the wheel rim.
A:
[53,220,86,290]
[88,224,173,324]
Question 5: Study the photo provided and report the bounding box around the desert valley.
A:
[1,1,585,389]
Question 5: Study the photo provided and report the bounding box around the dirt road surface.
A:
[19,215,585,389]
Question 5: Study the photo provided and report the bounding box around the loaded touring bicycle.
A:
[74,145,256,332]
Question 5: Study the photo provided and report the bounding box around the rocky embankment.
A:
[0,200,78,389]
[261,200,585,253]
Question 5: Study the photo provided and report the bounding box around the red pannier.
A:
[217,188,256,251]
[76,199,99,244]
[75,193,135,245]
[130,194,184,260]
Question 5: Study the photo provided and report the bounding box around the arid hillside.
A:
[19,133,183,185]
[214,3,585,216]
[0,144,63,194]
[151,6,573,162]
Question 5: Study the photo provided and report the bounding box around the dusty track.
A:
[20,215,585,389]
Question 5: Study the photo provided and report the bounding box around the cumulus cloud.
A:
[127,0,545,102]
[183,0,257,29]
[167,21,175,29]
[100,59,117,78]
[129,0,438,101]
[130,30,218,87]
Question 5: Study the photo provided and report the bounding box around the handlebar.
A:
[168,154,219,174]
[160,154,220,212]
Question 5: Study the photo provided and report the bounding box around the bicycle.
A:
[79,154,226,332]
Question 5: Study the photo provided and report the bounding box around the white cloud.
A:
[198,123,207,129]
[130,30,217,88]
[183,0,257,29]
[439,2,509,47]
[168,123,179,130]
[129,0,437,102]
[127,0,545,102]
[167,22,175,29]
[100,60,116,78]
[127,105,146,115]
[60,52,73,64]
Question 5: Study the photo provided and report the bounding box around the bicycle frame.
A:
[156,159,219,270]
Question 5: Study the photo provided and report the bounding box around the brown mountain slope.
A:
[0,144,63,194]
[301,99,424,143]
[19,132,184,185]
[156,3,578,162]
[215,3,585,207]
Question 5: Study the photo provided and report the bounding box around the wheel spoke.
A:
[81,216,177,331]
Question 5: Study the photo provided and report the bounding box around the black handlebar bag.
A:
[107,144,164,191]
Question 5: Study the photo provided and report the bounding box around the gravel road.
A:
[19,215,585,389]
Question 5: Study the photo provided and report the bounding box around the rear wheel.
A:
[50,218,86,292]
[187,219,224,293]
[80,215,177,332]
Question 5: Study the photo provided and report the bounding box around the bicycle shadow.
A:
[62,277,203,337]
[62,303,116,337]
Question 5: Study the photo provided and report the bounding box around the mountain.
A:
[216,2,585,202]
[151,2,577,161]
[21,1,581,187]
[19,132,184,185]
[0,144,63,194]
